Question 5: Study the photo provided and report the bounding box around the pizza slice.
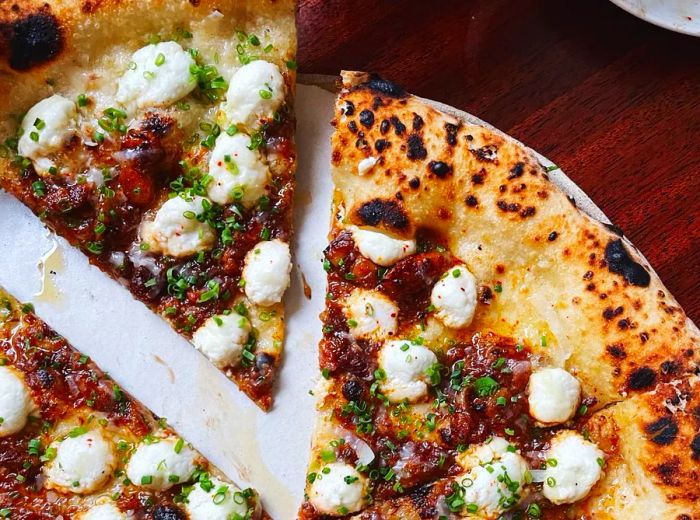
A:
[0,286,268,519]
[0,0,297,409]
[299,71,699,518]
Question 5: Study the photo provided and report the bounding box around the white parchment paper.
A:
[0,82,622,519]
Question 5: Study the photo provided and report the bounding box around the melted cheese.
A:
[191,312,251,368]
[348,226,416,266]
[379,340,438,403]
[543,430,604,504]
[116,41,196,110]
[224,60,285,130]
[44,429,115,494]
[242,239,292,306]
[308,462,367,516]
[430,265,478,328]
[528,368,581,425]
[0,366,34,437]
[17,95,77,173]
[140,195,216,258]
[343,288,398,340]
[207,133,269,207]
[126,436,197,490]
[184,476,250,520]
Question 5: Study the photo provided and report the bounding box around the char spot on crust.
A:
[374,138,390,152]
[690,434,700,459]
[5,11,63,70]
[365,74,406,98]
[342,100,355,116]
[412,113,424,130]
[655,459,681,486]
[470,144,498,162]
[645,416,679,445]
[606,344,626,359]
[605,239,651,287]
[428,160,452,178]
[390,115,406,136]
[547,231,558,241]
[508,162,525,179]
[406,133,427,161]
[359,109,375,128]
[356,198,409,230]
[465,195,478,207]
[445,123,459,146]
[604,222,625,237]
[627,366,657,390]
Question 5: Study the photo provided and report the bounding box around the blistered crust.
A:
[331,71,699,407]
[577,377,700,519]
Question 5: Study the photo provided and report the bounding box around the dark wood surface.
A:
[298,0,700,321]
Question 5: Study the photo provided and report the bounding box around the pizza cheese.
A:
[0,0,297,410]
[299,72,700,519]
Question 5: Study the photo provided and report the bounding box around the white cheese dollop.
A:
[207,133,269,207]
[116,41,196,110]
[76,503,127,520]
[542,430,604,504]
[44,429,115,494]
[343,288,398,340]
[224,60,285,129]
[430,265,478,329]
[0,366,34,437]
[309,462,367,516]
[379,340,438,403]
[456,437,529,517]
[126,436,197,490]
[191,312,251,368]
[527,368,581,425]
[140,195,216,258]
[184,476,250,520]
[242,239,291,306]
[349,226,416,267]
[17,95,77,172]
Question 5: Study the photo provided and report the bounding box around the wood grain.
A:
[298,0,700,321]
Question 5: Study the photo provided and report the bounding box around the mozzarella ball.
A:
[0,366,34,437]
[116,42,196,110]
[191,312,251,368]
[126,436,197,490]
[379,340,438,403]
[207,133,269,207]
[430,265,478,328]
[528,368,581,425]
[224,61,285,129]
[455,437,529,516]
[140,196,216,258]
[309,462,367,515]
[343,288,398,340]
[242,239,291,306]
[542,430,604,504]
[184,476,250,520]
[76,503,127,520]
[18,95,77,170]
[44,429,115,494]
[349,226,416,267]
[459,451,529,516]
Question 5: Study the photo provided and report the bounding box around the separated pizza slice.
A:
[0,287,268,519]
[299,72,699,518]
[0,0,297,409]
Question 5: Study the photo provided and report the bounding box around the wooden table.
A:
[298,0,700,321]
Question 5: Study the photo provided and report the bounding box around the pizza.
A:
[0,287,267,519]
[299,71,700,519]
[0,0,297,409]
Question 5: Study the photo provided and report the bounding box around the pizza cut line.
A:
[0,287,268,519]
[0,0,297,410]
[299,72,700,519]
